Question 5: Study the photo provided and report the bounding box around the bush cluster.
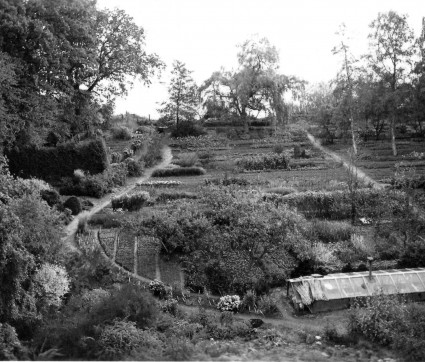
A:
[349,295,425,361]
[236,152,290,171]
[111,191,150,211]
[6,139,109,181]
[217,295,241,312]
[124,158,144,177]
[170,121,207,138]
[60,163,127,198]
[111,125,132,140]
[152,167,206,177]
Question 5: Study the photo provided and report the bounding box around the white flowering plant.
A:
[149,279,167,299]
[217,295,241,312]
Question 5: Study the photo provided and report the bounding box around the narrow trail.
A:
[61,145,173,253]
[305,132,386,190]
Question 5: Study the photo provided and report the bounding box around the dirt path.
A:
[61,145,173,253]
[306,132,386,190]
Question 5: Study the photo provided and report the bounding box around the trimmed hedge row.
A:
[151,167,206,177]
[7,139,109,180]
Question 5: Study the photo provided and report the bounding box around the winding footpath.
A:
[61,145,173,254]
[305,132,386,190]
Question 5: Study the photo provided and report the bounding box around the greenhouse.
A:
[287,268,425,313]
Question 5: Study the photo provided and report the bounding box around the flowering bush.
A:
[217,295,241,312]
[160,298,178,315]
[149,279,167,299]
[137,180,182,187]
[34,263,70,308]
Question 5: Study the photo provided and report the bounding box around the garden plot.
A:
[115,230,136,272]
[136,236,160,279]
[159,255,182,286]
[98,228,116,258]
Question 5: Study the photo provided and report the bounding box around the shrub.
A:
[88,213,122,228]
[110,152,122,163]
[125,158,144,177]
[151,167,206,177]
[64,196,82,215]
[170,120,206,138]
[236,152,290,170]
[0,323,24,360]
[174,152,198,167]
[7,139,109,180]
[60,163,127,198]
[91,284,158,329]
[33,263,70,308]
[97,320,143,360]
[256,295,279,316]
[217,295,241,312]
[148,279,168,299]
[272,144,285,154]
[398,239,425,268]
[40,189,60,207]
[111,125,132,140]
[111,191,150,212]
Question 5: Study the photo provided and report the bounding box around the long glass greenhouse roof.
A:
[288,268,425,305]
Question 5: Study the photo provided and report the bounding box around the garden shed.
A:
[287,268,425,313]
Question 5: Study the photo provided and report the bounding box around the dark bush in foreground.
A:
[152,167,206,177]
[170,121,207,138]
[40,189,61,207]
[64,196,82,215]
[60,163,127,198]
[7,139,109,180]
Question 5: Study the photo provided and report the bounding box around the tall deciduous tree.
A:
[158,60,199,127]
[366,11,415,156]
[0,0,163,145]
[200,37,303,131]
[332,24,359,154]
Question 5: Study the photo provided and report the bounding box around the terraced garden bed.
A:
[137,236,160,279]
[98,228,116,258]
[115,230,136,272]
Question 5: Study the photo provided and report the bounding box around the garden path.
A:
[61,145,173,253]
[305,132,386,190]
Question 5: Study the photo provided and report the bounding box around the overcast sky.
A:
[97,0,425,118]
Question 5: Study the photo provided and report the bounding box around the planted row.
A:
[236,152,290,171]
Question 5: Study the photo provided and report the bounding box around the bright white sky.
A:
[97,0,425,118]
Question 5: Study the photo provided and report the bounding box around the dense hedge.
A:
[7,139,109,180]
[152,167,206,177]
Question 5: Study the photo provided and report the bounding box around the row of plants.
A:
[169,135,230,150]
[136,180,182,187]
[236,152,290,171]
[264,188,406,220]
[152,166,206,177]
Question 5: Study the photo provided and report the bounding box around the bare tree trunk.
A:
[390,116,397,156]
[350,114,357,155]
